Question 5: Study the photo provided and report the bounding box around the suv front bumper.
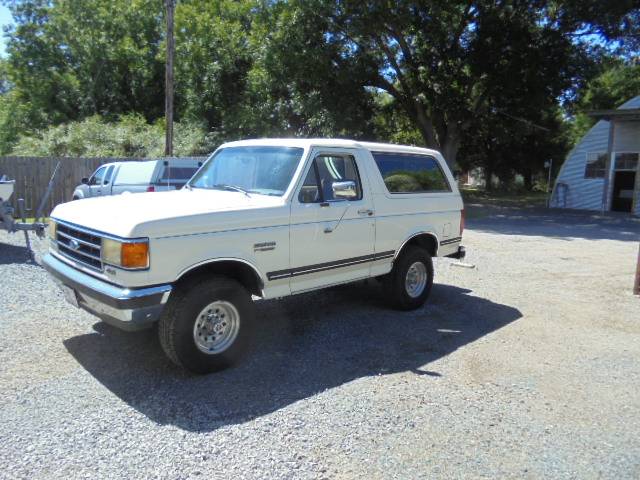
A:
[43,253,172,331]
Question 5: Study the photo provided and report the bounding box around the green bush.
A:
[10,115,211,157]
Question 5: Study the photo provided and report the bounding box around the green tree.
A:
[173,0,254,134]
[459,105,569,191]
[569,62,640,144]
[2,0,165,125]
[294,0,638,168]
[244,0,377,138]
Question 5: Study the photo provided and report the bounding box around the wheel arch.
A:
[175,258,264,297]
[395,231,440,259]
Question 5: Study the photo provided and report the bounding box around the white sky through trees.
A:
[0,5,12,57]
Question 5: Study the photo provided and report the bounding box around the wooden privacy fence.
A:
[0,156,205,217]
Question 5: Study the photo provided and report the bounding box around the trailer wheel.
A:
[384,246,433,310]
[158,275,255,374]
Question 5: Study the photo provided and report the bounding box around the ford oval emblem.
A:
[69,239,81,251]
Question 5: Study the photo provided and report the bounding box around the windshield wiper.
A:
[211,184,251,197]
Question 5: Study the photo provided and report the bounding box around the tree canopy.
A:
[0,0,638,186]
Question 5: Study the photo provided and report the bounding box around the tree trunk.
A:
[523,169,533,191]
[441,137,460,172]
[484,164,494,192]
[405,99,460,171]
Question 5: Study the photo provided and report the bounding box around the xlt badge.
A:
[253,241,276,252]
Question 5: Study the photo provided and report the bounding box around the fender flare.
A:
[175,257,265,292]
[394,230,440,259]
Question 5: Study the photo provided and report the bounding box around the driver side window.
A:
[298,154,362,203]
[90,166,107,186]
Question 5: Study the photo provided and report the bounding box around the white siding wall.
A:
[552,96,640,214]
[551,120,608,210]
[611,121,640,217]
[613,122,640,151]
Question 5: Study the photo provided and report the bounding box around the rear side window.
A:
[157,166,199,183]
[372,152,451,193]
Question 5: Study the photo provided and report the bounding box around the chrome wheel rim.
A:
[193,301,240,354]
[405,261,427,298]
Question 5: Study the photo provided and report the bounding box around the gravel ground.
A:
[0,206,639,479]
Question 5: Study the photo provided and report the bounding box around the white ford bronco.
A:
[43,139,465,373]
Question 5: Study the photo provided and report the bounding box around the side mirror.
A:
[81,177,89,184]
[332,180,357,200]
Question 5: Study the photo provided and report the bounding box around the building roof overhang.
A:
[587,108,640,122]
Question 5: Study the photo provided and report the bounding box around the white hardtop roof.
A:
[100,159,158,167]
[220,138,441,156]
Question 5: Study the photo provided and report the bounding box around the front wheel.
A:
[384,246,434,310]
[158,276,255,374]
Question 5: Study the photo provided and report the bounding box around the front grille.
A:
[56,223,103,270]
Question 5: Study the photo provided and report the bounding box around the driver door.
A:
[289,148,375,293]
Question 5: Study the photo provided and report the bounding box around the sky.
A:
[0,4,12,57]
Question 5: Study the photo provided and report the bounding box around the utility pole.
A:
[634,243,640,296]
[164,0,175,157]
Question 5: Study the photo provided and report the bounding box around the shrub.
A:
[10,115,211,157]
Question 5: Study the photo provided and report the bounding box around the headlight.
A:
[48,220,58,251]
[102,238,149,269]
[48,220,57,239]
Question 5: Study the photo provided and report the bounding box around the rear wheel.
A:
[384,246,434,310]
[158,275,255,374]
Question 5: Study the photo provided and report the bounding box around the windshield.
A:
[189,146,304,196]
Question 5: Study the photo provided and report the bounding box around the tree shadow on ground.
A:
[64,281,521,432]
[467,204,639,242]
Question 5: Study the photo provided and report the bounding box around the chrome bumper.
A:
[43,253,172,331]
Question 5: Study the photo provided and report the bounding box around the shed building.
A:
[551,96,640,216]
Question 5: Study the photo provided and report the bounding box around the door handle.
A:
[357,209,374,216]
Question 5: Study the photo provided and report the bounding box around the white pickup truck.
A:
[43,139,465,373]
[72,158,202,200]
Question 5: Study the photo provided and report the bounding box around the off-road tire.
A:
[384,246,434,310]
[158,275,255,374]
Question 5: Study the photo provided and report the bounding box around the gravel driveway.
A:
[1,206,639,479]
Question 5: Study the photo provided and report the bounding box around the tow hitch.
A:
[1,162,60,258]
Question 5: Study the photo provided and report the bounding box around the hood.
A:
[51,189,286,238]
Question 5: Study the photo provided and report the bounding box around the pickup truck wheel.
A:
[158,276,254,374]
[385,246,433,310]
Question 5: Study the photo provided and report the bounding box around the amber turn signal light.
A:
[121,242,149,269]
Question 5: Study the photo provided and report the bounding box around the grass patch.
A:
[461,188,548,208]
[22,217,50,224]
